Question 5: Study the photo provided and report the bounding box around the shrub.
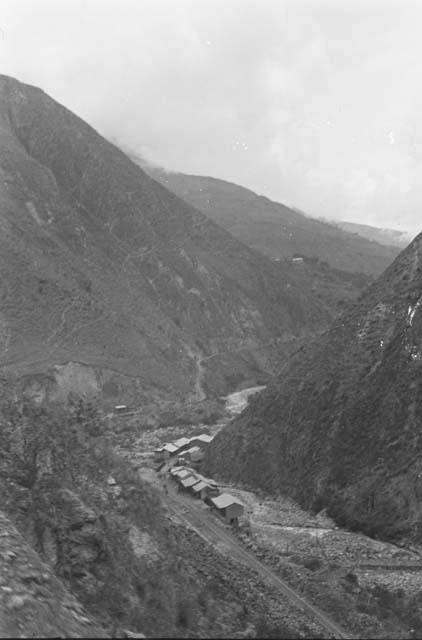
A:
[302,556,322,572]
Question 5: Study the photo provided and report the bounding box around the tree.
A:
[0,396,104,489]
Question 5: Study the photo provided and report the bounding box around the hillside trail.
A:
[182,343,206,401]
[184,337,280,403]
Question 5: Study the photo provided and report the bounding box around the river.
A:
[224,385,266,417]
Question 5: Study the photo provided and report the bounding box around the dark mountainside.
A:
[204,231,422,543]
[143,164,399,277]
[0,510,107,638]
[0,75,333,404]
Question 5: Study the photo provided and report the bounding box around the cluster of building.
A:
[169,465,245,526]
[154,431,245,525]
[154,433,214,465]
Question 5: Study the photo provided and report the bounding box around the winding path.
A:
[182,343,206,401]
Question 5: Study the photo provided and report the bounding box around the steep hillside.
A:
[0,511,106,638]
[144,165,399,277]
[336,221,412,248]
[204,231,422,542]
[0,397,324,639]
[0,75,333,403]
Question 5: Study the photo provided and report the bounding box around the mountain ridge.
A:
[204,230,422,542]
[334,220,412,248]
[133,158,400,277]
[0,74,334,404]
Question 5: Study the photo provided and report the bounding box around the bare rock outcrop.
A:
[0,510,106,638]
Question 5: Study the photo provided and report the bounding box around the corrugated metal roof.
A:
[189,434,213,444]
[211,493,244,510]
[174,469,191,479]
[192,472,217,487]
[181,476,199,488]
[163,443,178,453]
[200,476,217,487]
[170,466,183,475]
[173,437,190,448]
[197,434,214,443]
[183,446,201,455]
[192,481,208,492]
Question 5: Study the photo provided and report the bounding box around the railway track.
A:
[162,486,351,640]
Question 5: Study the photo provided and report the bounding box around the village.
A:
[154,433,245,527]
[110,391,422,639]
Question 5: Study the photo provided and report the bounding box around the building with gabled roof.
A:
[154,442,178,462]
[173,437,191,452]
[179,446,203,463]
[170,466,183,476]
[211,493,245,525]
[191,480,219,500]
[114,404,128,413]
[154,443,178,462]
[180,476,200,490]
[191,472,218,489]
[163,443,178,454]
[172,468,192,480]
[188,434,214,450]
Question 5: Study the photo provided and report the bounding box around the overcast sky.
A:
[2,0,422,234]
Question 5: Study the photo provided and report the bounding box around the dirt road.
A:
[161,478,351,640]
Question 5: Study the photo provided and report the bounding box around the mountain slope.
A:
[124,151,375,319]
[144,166,399,277]
[335,220,412,249]
[0,75,335,403]
[204,231,422,542]
[0,511,107,638]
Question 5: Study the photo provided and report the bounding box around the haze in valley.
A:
[1,0,421,236]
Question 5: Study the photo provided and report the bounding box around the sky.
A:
[1,0,422,235]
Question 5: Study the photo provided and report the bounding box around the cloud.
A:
[2,0,422,234]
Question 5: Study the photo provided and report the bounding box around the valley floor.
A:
[111,387,422,639]
[153,467,347,639]
[215,484,422,639]
[109,388,422,638]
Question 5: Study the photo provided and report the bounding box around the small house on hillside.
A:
[173,437,191,453]
[154,445,176,463]
[179,446,203,464]
[191,480,219,501]
[155,443,178,461]
[211,493,245,526]
[193,472,218,488]
[180,475,200,492]
[154,447,164,463]
[171,468,192,480]
[114,405,128,414]
[170,466,183,476]
[188,434,214,450]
